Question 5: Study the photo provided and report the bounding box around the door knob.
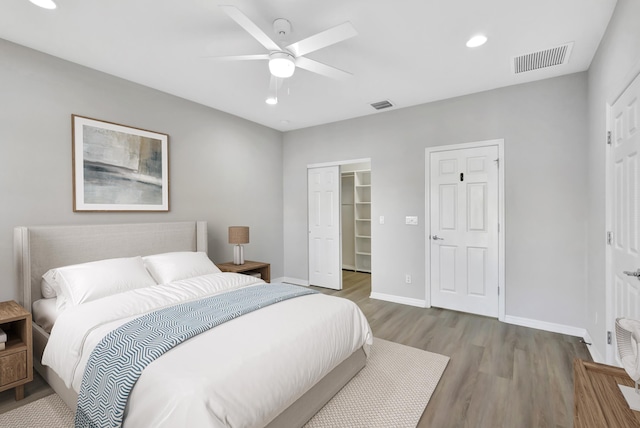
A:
[623,268,640,279]
[431,235,444,241]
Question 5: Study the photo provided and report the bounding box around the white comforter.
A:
[42,273,372,428]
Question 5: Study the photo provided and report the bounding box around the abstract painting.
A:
[72,115,169,211]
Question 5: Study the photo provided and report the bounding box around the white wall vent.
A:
[512,42,573,74]
[370,100,394,110]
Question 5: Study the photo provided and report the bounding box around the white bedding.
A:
[42,272,372,428]
[32,298,60,333]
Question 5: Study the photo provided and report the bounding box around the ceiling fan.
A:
[213,5,357,103]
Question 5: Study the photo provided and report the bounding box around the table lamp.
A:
[228,226,249,265]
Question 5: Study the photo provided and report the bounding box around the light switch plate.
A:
[379,216,385,224]
[405,216,418,225]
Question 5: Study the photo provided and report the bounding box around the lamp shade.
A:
[228,226,249,244]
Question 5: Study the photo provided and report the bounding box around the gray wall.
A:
[586,0,640,359]
[283,73,589,328]
[0,39,284,303]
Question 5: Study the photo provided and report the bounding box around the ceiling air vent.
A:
[370,100,394,110]
[512,42,573,74]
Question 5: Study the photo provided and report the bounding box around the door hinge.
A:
[607,231,613,245]
[607,331,612,345]
[494,158,500,168]
[497,286,500,296]
[607,131,612,145]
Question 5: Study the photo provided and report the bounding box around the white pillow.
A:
[42,256,157,310]
[143,251,221,284]
[41,271,58,299]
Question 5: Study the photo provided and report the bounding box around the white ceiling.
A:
[0,0,617,131]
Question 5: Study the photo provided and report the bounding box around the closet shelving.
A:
[354,170,371,273]
[341,172,356,271]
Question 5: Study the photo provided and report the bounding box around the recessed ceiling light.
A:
[265,96,278,105]
[29,0,57,9]
[466,35,487,48]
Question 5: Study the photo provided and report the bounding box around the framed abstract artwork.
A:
[72,115,169,212]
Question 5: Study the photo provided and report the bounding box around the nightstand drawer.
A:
[0,351,27,386]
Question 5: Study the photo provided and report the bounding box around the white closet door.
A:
[308,166,342,289]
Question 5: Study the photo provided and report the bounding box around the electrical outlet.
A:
[405,216,418,225]
[380,216,385,224]
[405,274,412,284]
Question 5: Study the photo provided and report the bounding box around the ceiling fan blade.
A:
[286,22,357,57]
[295,57,353,81]
[219,5,282,52]
[204,54,270,61]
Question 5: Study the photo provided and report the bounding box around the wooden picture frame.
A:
[72,115,169,212]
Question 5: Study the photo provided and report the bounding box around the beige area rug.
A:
[304,339,449,428]
[0,339,448,428]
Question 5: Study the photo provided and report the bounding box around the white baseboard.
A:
[370,292,427,308]
[504,315,586,338]
[582,330,605,364]
[281,277,309,286]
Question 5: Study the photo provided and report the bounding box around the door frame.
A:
[605,61,640,364]
[307,157,372,289]
[424,139,506,321]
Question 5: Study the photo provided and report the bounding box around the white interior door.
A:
[609,72,640,360]
[429,145,499,317]
[308,166,342,290]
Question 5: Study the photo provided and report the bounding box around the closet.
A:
[341,167,371,273]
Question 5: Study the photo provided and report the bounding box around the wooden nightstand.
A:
[217,260,271,283]
[0,301,32,401]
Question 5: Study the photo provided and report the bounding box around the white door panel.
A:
[609,72,640,362]
[308,166,341,290]
[430,145,499,317]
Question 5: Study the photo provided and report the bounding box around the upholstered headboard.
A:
[14,221,208,309]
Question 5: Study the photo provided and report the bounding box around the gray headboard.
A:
[14,221,208,309]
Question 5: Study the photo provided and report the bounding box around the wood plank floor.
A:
[0,272,592,428]
[312,270,592,428]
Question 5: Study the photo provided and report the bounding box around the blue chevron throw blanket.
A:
[75,283,318,428]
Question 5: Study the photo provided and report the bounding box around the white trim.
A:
[369,292,427,308]
[424,139,506,321]
[583,330,606,364]
[282,277,309,286]
[307,158,372,169]
[605,102,614,364]
[504,315,586,337]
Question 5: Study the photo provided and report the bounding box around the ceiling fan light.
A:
[29,0,57,9]
[269,53,295,78]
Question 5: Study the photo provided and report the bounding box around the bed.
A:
[14,221,372,427]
